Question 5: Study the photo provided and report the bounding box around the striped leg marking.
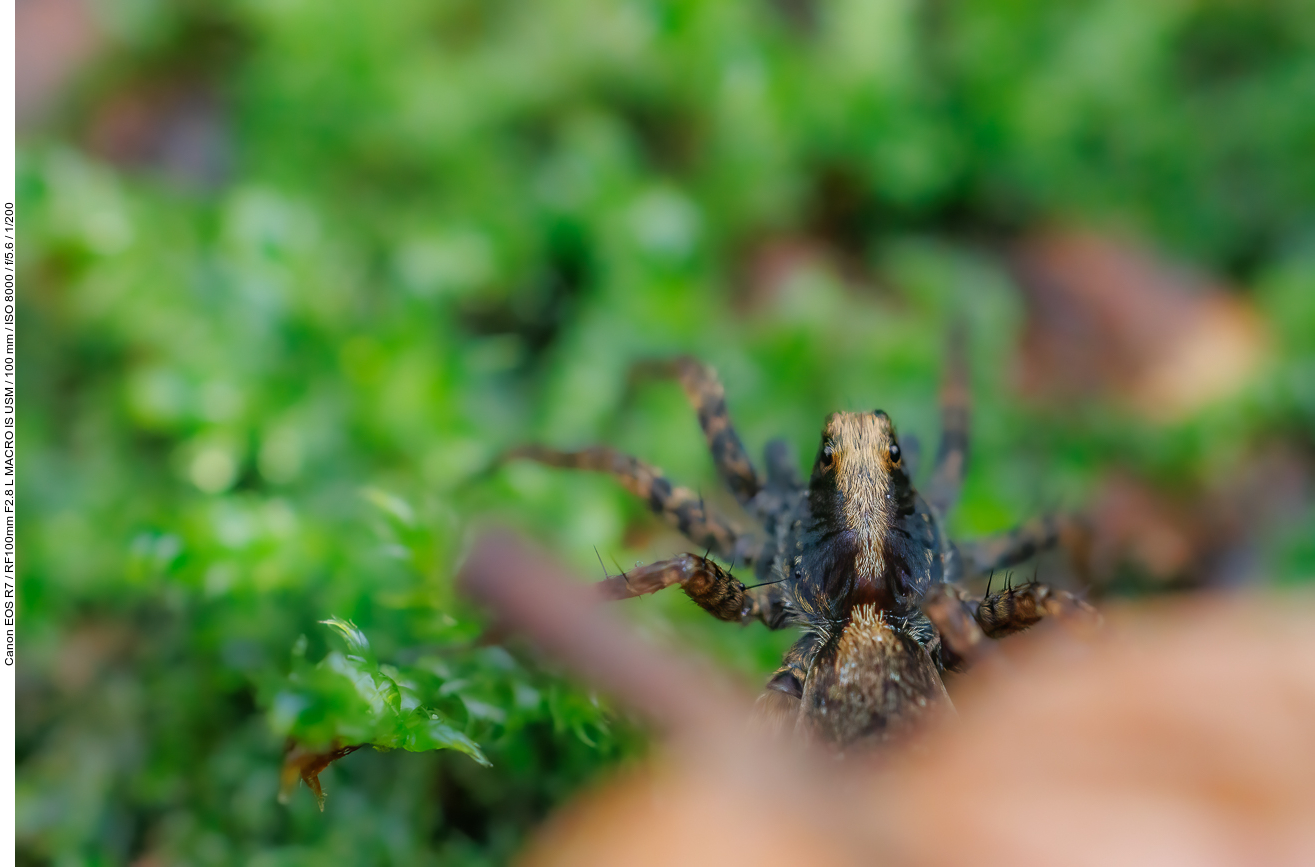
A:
[632,356,761,505]
[959,514,1075,575]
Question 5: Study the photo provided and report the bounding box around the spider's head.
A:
[811,409,905,487]
[806,410,915,609]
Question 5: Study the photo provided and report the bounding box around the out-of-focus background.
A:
[15,0,1315,863]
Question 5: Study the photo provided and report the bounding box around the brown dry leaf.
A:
[520,760,852,867]
[17,0,104,125]
[1088,473,1203,582]
[1086,446,1311,589]
[279,743,363,812]
[1012,230,1267,422]
[873,599,1315,867]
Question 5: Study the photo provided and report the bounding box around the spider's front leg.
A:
[974,581,1100,639]
[599,552,783,627]
[922,581,1099,669]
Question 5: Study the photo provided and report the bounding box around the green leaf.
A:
[320,617,370,655]
[404,712,491,767]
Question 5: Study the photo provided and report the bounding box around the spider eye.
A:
[888,442,901,464]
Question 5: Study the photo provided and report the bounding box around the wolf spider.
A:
[506,348,1096,748]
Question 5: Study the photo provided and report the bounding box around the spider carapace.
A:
[507,349,1094,749]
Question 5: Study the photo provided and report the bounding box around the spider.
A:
[505,346,1096,748]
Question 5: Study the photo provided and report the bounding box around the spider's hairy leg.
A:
[630,356,761,505]
[753,632,819,738]
[923,580,1100,669]
[597,552,755,623]
[975,581,1100,639]
[924,326,970,516]
[764,632,817,699]
[754,437,805,523]
[504,444,743,561]
[958,513,1087,575]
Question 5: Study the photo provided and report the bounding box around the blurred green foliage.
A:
[17,0,1315,863]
